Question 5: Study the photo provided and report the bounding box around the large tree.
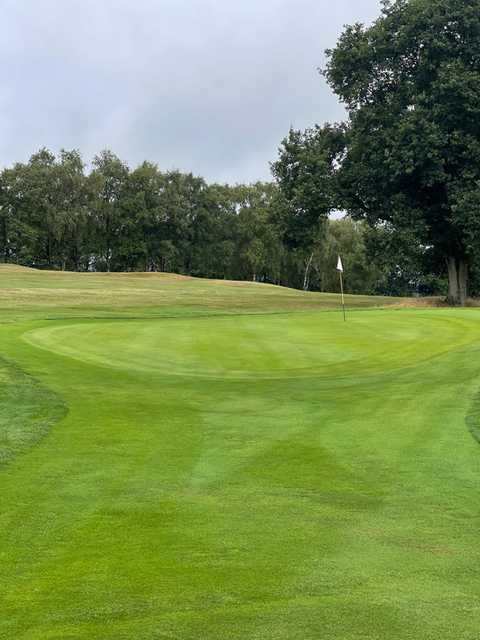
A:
[325,0,480,305]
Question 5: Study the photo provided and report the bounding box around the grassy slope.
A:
[0,264,424,319]
[0,267,479,639]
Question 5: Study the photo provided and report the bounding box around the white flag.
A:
[336,255,344,272]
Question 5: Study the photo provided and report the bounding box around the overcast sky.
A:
[0,0,382,183]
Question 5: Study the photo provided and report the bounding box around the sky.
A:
[0,0,382,184]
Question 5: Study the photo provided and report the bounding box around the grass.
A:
[0,267,479,639]
[0,357,66,465]
[0,264,428,320]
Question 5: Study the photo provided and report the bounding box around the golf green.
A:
[0,270,479,639]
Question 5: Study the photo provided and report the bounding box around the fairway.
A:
[1,269,480,639]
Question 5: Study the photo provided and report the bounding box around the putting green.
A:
[0,271,480,639]
[23,311,477,379]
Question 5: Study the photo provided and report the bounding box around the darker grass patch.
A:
[0,357,67,466]
[465,388,480,445]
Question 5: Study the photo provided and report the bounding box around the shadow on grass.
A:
[0,356,67,467]
[465,388,480,445]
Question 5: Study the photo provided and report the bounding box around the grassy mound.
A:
[0,265,419,320]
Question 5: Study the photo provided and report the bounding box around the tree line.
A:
[0,147,432,296]
[0,148,280,279]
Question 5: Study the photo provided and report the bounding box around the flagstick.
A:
[339,270,346,322]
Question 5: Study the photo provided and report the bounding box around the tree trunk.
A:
[303,252,314,291]
[446,257,468,306]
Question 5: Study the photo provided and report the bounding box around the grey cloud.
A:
[0,0,382,183]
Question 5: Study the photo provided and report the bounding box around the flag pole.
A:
[339,269,346,322]
[337,255,346,322]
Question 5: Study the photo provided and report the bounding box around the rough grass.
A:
[0,267,479,639]
[0,265,425,320]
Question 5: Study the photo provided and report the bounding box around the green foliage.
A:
[3,117,448,297]
[310,219,380,294]
[0,148,391,295]
[271,125,345,249]
[363,223,447,296]
[0,151,280,281]
[89,150,130,271]
[324,0,480,304]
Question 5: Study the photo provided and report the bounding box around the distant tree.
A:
[271,125,345,289]
[0,166,38,265]
[325,0,480,305]
[121,162,164,271]
[155,170,197,273]
[203,184,238,279]
[309,219,381,294]
[181,176,230,278]
[54,150,90,271]
[231,183,281,282]
[89,150,129,271]
[0,149,87,269]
